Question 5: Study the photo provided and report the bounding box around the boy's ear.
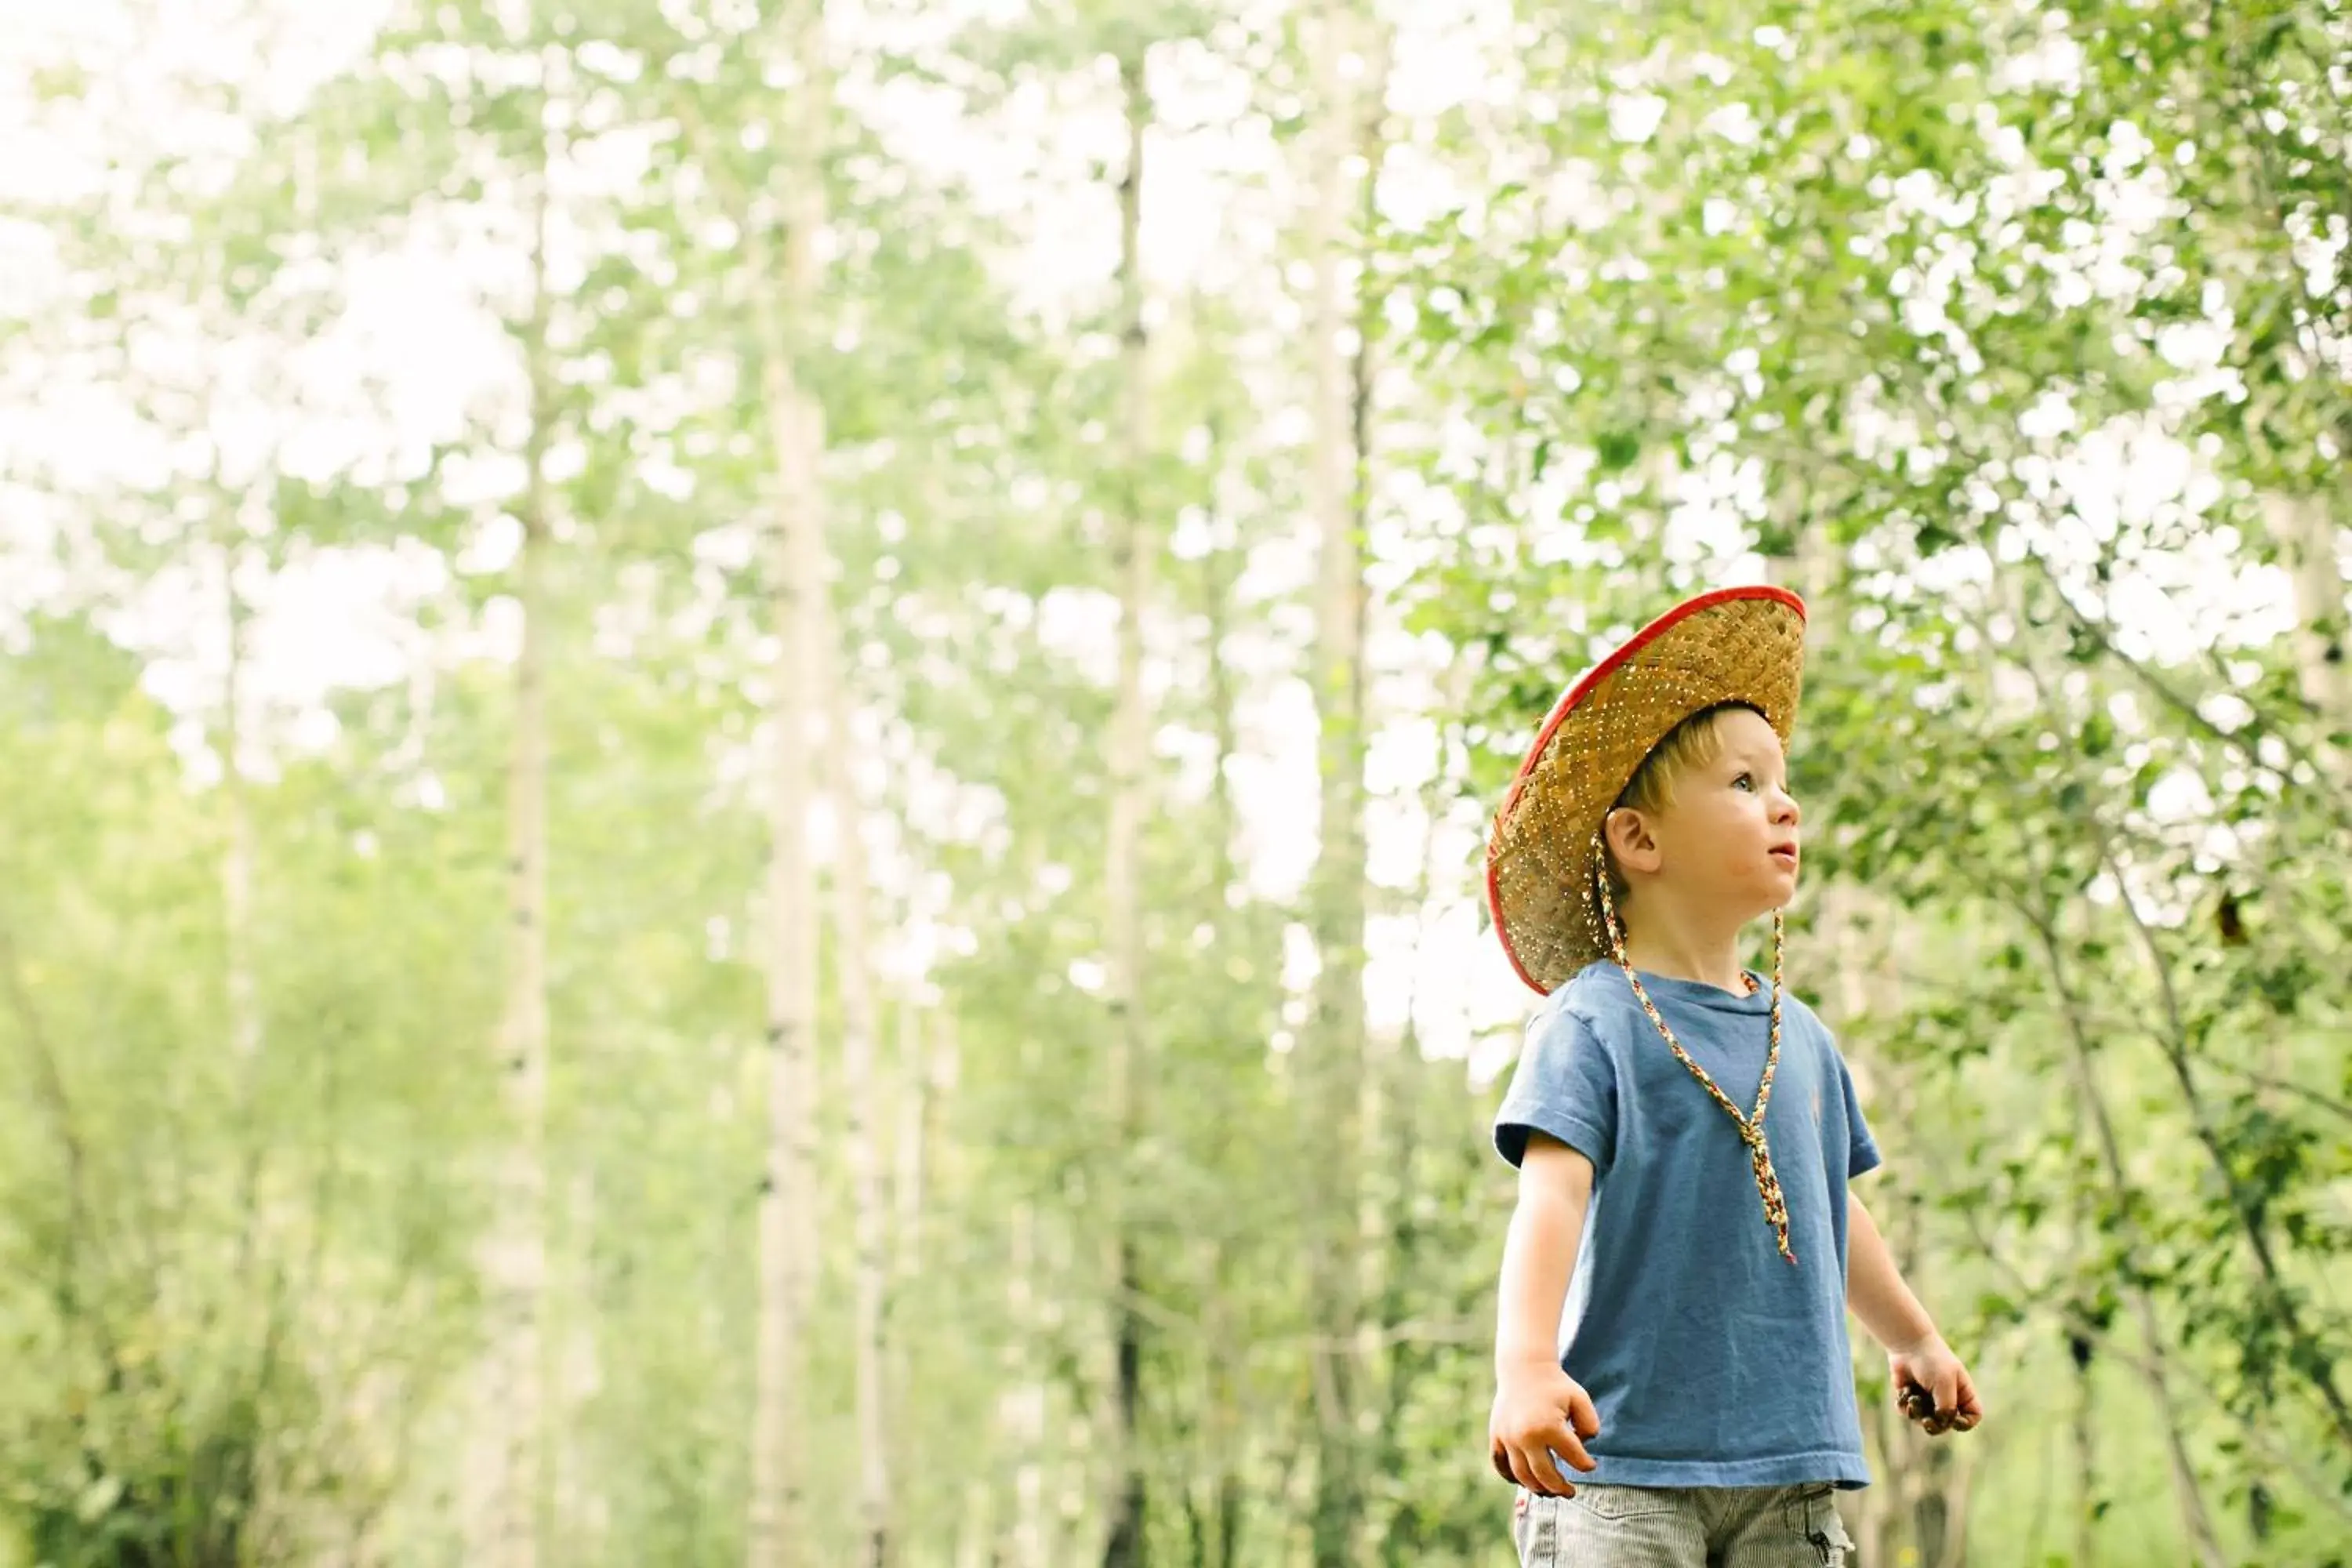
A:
[1603,807,1663,875]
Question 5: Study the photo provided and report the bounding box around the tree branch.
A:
[1951,1201,2352,1530]
[2026,552,2352,836]
[2201,1058,2352,1127]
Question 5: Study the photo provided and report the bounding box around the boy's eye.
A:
[1733,772,1755,791]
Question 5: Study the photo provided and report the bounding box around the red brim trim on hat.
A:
[1484,584,1807,995]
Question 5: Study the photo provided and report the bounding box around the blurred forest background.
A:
[1,0,2348,1565]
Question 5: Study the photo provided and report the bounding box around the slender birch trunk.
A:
[1185,386,1249,1568]
[2265,491,2350,784]
[891,1003,927,1294]
[894,1005,956,1298]
[223,553,259,1071]
[1304,5,1370,1560]
[746,6,830,1565]
[823,670,892,1568]
[1347,26,1394,1519]
[222,510,267,1279]
[554,1171,606,1564]
[1006,1202,1051,1568]
[2068,1108,2100,1568]
[887,996,928,1535]
[1097,42,1154,1568]
[482,145,557,1568]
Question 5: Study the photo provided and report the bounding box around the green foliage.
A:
[3,0,2349,1563]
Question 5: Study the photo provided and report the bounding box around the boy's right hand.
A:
[1487,1362,1602,1496]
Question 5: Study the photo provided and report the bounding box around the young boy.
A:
[1480,586,1980,1566]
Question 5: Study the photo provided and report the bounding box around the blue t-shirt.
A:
[1494,960,1882,1490]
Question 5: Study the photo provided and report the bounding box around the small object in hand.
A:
[1898,1381,1951,1434]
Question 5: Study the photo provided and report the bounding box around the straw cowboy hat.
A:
[1485,585,1809,996]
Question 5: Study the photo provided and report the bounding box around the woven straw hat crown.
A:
[1485,586,1808,995]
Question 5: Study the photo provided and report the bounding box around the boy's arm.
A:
[1490,1133,1603,1494]
[1848,1189,1983,1434]
[1496,1135,1592,1376]
[1846,1189,1937,1349]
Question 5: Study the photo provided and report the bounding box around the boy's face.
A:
[1617,706,1802,918]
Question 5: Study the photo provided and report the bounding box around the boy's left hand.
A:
[1889,1337,1983,1436]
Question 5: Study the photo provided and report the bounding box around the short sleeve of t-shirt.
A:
[1838,1051,1882,1179]
[1494,1004,1617,1175]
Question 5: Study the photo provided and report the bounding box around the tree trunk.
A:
[1371,737,1462,1568]
[1897,1181,1953,1566]
[1196,401,1241,897]
[891,1002,927,1294]
[823,664,892,1568]
[483,150,557,1568]
[221,517,268,1281]
[1186,393,1250,1568]
[746,6,830,1565]
[1861,1054,1947,1568]
[554,1171,606,1565]
[223,551,260,1073]
[1098,43,1154,1568]
[953,1477,996,1568]
[909,1007,960,1287]
[2070,1149,2100,1568]
[888,997,942,1526]
[1006,1203,1051,1568]
[1346,29,1394,1547]
[1304,5,1370,1562]
[2071,1359,2098,1568]
[2264,491,2350,782]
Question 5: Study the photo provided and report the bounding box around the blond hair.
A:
[1599,701,1762,902]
